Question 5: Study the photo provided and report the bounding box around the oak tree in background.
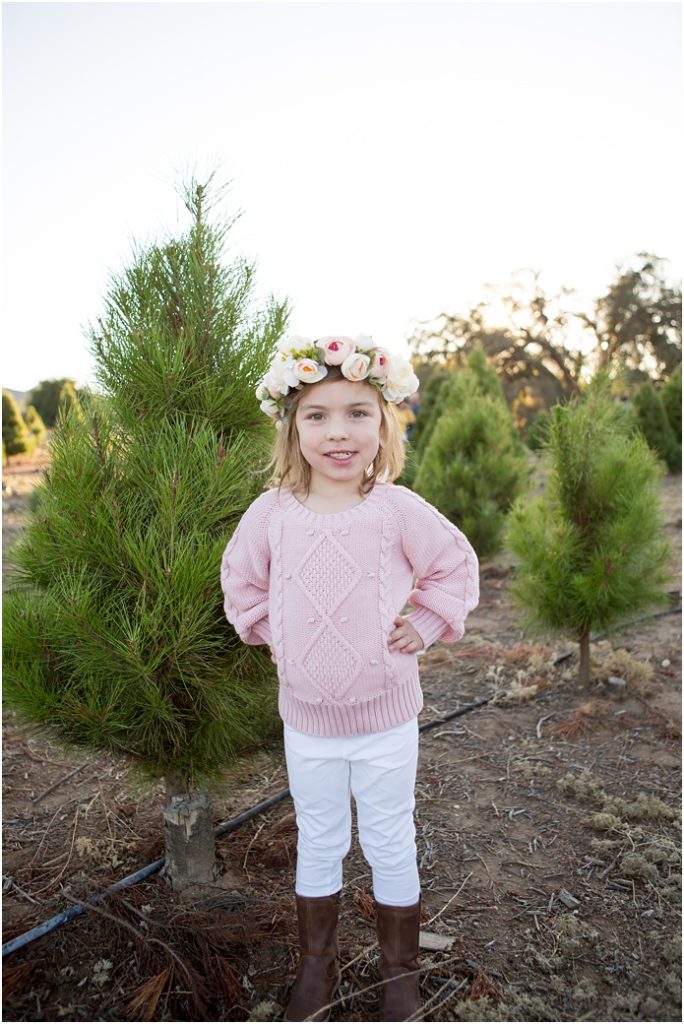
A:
[3,175,290,888]
[407,255,681,430]
[506,374,671,686]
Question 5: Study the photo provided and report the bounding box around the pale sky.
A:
[2,0,681,392]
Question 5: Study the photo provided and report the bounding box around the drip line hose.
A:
[3,603,680,959]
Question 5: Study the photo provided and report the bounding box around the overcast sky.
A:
[2,0,681,391]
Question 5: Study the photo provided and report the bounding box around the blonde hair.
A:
[264,366,406,497]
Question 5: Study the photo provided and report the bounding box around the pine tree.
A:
[23,405,46,447]
[506,375,670,685]
[3,176,290,887]
[2,390,31,461]
[661,364,682,448]
[525,408,553,451]
[413,348,530,556]
[632,381,681,472]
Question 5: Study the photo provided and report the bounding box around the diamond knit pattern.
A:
[293,533,361,615]
[302,623,363,699]
[293,533,363,697]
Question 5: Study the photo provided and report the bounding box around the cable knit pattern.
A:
[220,481,479,737]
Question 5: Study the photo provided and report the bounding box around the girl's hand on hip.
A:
[388,615,424,653]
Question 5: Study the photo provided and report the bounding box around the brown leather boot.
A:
[375,899,422,1022]
[284,892,341,1022]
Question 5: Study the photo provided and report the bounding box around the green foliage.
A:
[413,354,530,557]
[661,364,682,444]
[3,176,290,787]
[408,370,451,453]
[2,390,31,459]
[29,379,79,428]
[23,405,46,446]
[632,381,681,472]
[404,345,508,489]
[506,377,671,645]
[525,408,553,451]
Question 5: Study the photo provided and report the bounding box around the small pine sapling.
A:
[506,375,671,685]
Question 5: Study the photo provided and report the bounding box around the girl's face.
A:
[295,377,383,492]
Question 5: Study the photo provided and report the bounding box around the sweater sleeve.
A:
[220,493,274,647]
[392,487,479,650]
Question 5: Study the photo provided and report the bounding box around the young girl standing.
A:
[221,335,479,1022]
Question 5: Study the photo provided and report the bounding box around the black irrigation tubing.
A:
[3,603,681,960]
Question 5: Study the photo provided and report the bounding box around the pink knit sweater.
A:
[221,481,479,737]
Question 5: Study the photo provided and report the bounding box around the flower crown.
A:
[256,334,419,426]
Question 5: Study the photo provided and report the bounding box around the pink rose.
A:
[317,336,356,366]
[368,347,391,380]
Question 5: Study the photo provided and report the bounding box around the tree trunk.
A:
[162,783,217,891]
[578,630,591,687]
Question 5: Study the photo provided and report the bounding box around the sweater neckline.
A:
[281,482,384,522]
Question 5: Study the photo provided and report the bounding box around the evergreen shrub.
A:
[632,382,681,472]
[3,178,289,788]
[413,350,530,557]
[506,374,671,684]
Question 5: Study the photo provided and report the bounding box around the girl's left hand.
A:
[388,615,425,654]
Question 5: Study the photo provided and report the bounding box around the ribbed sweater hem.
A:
[278,677,424,737]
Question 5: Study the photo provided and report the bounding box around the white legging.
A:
[283,717,421,906]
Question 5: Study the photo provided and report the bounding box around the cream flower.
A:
[341,351,372,381]
[295,359,328,384]
[382,358,420,402]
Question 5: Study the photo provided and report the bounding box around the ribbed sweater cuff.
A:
[405,606,451,650]
[251,619,273,646]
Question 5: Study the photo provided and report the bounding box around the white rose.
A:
[341,352,371,381]
[281,358,304,389]
[264,362,292,396]
[260,397,280,419]
[382,359,420,402]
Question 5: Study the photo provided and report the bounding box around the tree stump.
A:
[162,789,217,890]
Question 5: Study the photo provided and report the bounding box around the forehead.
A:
[297,378,380,412]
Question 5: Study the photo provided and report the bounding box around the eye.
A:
[306,413,323,421]
[351,410,367,418]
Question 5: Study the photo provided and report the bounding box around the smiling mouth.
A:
[325,451,357,460]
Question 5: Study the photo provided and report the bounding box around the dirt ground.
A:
[2,444,682,1023]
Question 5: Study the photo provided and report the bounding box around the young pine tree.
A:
[506,376,671,685]
[29,378,79,428]
[632,381,681,472]
[661,364,681,446]
[3,177,290,887]
[23,405,46,448]
[413,348,530,556]
[2,390,31,461]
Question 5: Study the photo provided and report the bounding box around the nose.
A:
[326,418,349,440]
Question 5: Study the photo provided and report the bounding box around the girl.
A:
[221,335,479,1022]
